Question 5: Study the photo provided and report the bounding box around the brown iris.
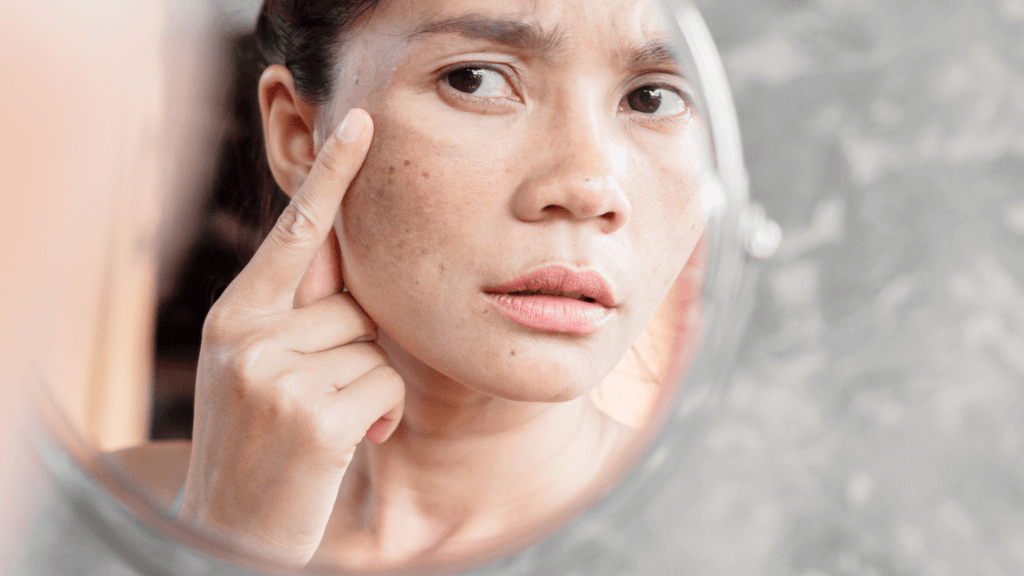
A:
[447,68,486,94]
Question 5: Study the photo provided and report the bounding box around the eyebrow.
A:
[621,38,682,72]
[409,14,566,54]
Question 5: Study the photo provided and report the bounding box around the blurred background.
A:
[666,0,1024,574]
[4,0,1022,574]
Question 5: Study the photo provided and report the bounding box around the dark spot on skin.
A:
[404,159,411,166]
[510,350,516,356]
[439,263,445,272]
[423,172,430,179]
[388,165,395,175]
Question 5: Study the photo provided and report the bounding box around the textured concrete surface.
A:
[666,0,1024,574]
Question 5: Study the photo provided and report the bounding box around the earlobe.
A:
[259,64,319,198]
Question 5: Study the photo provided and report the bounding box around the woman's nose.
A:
[511,118,631,235]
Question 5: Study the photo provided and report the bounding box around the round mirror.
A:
[12,0,769,574]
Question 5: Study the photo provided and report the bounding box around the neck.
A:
[319,336,633,568]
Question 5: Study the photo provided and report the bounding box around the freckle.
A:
[388,165,395,174]
[510,350,516,356]
[439,263,445,272]
[422,172,430,179]
[404,160,411,166]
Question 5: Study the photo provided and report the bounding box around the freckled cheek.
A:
[338,134,504,293]
[341,166,444,275]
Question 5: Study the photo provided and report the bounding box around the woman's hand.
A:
[179,109,404,566]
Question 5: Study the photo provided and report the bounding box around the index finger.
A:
[231,108,373,311]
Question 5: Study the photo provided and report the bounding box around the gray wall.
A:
[670,0,1024,573]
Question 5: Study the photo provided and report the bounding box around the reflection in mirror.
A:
[73,0,719,572]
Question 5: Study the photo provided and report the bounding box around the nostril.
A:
[542,204,569,215]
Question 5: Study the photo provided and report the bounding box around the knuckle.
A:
[201,305,231,341]
[274,372,305,397]
[308,402,354,454]
[273,201,320,249]
[351,342,388,366]
[372,365,405,395]
[338,295,378,339]
[308,406,338,449]
[231,339,274,384]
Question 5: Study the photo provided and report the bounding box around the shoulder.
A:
[105,441,192,510]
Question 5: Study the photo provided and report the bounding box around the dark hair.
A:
[224,0,383,240]
[255,0,384,105]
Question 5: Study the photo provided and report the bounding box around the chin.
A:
[443,345,612,404]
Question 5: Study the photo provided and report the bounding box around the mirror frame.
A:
[24,2,773,574]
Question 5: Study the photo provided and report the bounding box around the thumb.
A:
[293,228,343,308]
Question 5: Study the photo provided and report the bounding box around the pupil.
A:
[628,87,663,114]
[448,68,484,94]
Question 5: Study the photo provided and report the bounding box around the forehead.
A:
[357,0,669,51]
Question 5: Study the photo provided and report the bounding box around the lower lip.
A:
[484,293,615,335]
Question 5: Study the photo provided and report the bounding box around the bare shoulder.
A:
[106,441,192,510]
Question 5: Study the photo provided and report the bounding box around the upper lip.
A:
[484,266,617,308]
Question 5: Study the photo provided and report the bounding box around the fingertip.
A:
[337,108,372,143]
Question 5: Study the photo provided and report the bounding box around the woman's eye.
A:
[624,86,689,117]
[445,67,513,98]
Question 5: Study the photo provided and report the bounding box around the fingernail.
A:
[337,109,366,143]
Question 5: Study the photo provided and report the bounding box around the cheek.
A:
[631,155,704,277]
[338,112,506,294]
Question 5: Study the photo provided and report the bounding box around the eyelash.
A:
[622,81,695,125]
[437,62,523,107]
[436,63,694,123]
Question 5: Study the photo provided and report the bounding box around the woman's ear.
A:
[259,64,319,198]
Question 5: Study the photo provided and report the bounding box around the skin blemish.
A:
[423,171,430,179]
[404,160,411,166]
[510,350,516,356]
[388,165,396,175]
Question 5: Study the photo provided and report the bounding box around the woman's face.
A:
[327,0,708,403]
